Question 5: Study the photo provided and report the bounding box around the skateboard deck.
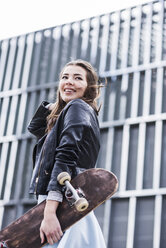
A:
[0,168,118,248]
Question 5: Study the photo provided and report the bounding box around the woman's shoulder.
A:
[57,99,99,129]
[66,99,93,112]
[61,99,96,125]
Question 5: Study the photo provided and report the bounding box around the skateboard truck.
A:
[0,242,8,248]
[57,172,89,212]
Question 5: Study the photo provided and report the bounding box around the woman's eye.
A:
[75,77,82,80]
[62,76,68,79]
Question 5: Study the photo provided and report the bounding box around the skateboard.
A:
[0,168,118,248]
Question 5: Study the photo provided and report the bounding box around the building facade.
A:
[0,0,166,247]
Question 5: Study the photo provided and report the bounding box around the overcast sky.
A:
[0,0,152,40]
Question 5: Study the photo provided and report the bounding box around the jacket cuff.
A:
[47,190,63,202]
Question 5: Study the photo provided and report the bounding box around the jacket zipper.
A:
[34,137,47,194]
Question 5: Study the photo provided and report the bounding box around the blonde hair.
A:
[46,59,102,132]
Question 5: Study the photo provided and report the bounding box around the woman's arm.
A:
[27,101,51,139]
[40,200,63,245]
[47,100,100,193]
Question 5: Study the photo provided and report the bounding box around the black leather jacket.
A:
[28,99,100,195]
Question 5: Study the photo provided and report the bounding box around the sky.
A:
[0,0,153,40]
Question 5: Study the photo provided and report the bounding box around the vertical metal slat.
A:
[16,34,34,135]
[6,95,19,135]
[0,97,10,136]
[144,3,152,64]
[2,38,17,91]
[0,206,4,230]
[155,1,164,62]
[11,36,26,89]
[70,22,81,60]
[49,26,62,82]
[126,197,136,248]
[136,123,146,190]
[80,19,90,59]
[155,67,163,114]
[90,17,100,66]
[0,40,9,91]
[119,124,129,191]
[143,69,151,116]
[0,143,9,197]
[121,9,131,68]
[110,11,120,71]
[153,121,162,189]
[153,195,162,248]
[103,127,115,245]
[132,6,142,66]
[119,74,129,119]
[3,141,18,201]
[99,14,110,73]
[130,72,140,117]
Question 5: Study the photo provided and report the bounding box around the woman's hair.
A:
[46,59,102,132]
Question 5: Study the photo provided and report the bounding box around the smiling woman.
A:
[27,59,106,247]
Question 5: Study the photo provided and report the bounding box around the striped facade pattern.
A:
[0,0,166,247]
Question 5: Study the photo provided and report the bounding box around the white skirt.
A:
[38,195,106,248]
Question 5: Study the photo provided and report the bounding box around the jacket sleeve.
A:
[46,101,93,192]
[27,101,50,139]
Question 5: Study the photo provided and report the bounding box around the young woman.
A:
[28,60,106,248]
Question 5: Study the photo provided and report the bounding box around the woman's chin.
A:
[62,96,77,103]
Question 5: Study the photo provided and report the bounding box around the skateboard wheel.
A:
[75,198,89,212]
[57,172,71,185]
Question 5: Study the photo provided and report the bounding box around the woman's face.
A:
[59,65,88,103]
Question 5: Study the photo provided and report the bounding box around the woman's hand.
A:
[48,103,56,111]
[40,200,63,245]
[40,213,63,245]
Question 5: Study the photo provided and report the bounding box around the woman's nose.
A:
[65,77,74,85]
